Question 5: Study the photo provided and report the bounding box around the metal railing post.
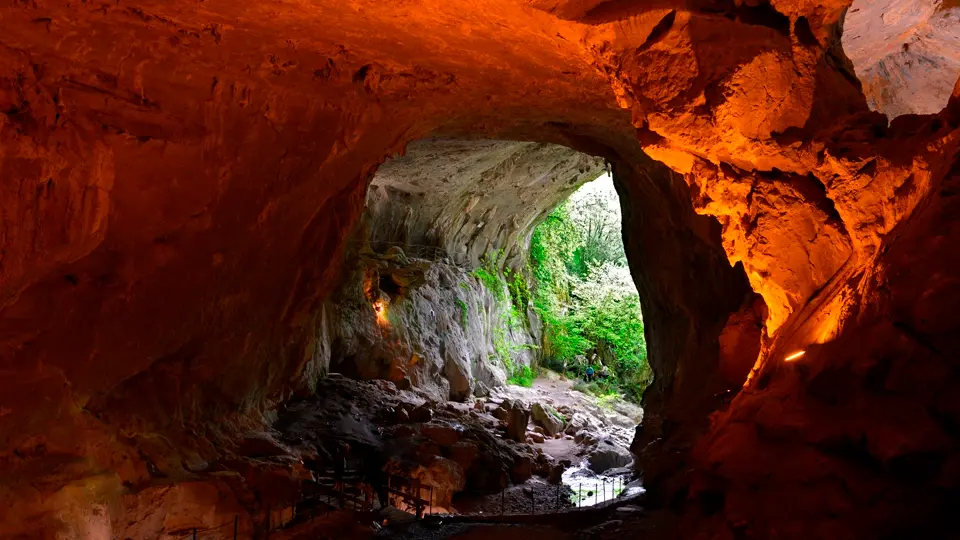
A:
[578,484,582,508]
[501,488,505,515]
[233,515,238,540]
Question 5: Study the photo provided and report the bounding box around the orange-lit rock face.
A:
[1,0,960,537]
[843,0,960,120]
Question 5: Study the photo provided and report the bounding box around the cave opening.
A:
[314,138,667,514]
[529,173,652,404]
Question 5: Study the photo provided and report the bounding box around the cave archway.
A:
[322,137,758,444]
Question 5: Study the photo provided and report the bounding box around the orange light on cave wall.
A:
[373,299,390,327]
[784,350,806,362]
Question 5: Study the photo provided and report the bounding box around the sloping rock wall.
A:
[319,249,538,402]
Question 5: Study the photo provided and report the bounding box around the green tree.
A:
[529,175,652,403]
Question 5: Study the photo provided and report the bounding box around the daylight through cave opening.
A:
[530,174,652,403]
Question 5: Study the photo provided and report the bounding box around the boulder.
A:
[392,407,411,424]
[530,432,545,444]
[564,413,590,435]
[387,456,465,509]
[473,381,490,397]
[587,439,633,474]
[575,429,598,446]
[421,422,463,446]
[443,354,472,402]
[409,405,433,423]
[448,442,480,472]
[531,402,565,436]
[511,455,533,483]
[548,463,566,484]
[506,403,530,442]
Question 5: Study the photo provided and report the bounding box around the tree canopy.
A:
[530,175,652,402]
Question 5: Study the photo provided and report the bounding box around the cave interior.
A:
[2,0,960,538]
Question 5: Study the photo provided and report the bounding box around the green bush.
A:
[507,365,535,387]
[471,250,507,302]
[529,179,653,403]
[454,298,468,329]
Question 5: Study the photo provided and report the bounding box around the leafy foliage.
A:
[530,175,652,403]
[455,298,468,329]
[507,365,535,387]
[472,250,539,387]
[471,250,506,302]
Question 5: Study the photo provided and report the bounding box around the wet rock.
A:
[531,402,565,436]
[530,432,545,444]
[564,413,595,435]
[575,430,598,446]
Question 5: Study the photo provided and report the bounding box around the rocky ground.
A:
[269,370,641,517]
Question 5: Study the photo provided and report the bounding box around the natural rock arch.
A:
[1,0,960,538]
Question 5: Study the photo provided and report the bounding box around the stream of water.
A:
[560,463,644,507]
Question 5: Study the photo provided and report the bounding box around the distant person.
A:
[585,366,595,382]
[600,365,610,380]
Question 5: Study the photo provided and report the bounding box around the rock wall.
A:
[317,138,606,402]
[318,247,539,402]
[368,139,606,267]
[843,0,960,120]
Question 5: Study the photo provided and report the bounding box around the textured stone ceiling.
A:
[367,139,605,267]
[843,0,960,119]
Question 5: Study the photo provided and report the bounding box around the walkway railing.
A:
[165,459,633,538]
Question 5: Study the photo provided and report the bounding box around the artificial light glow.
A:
[373,300,389,326]
[784,350,806,362]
